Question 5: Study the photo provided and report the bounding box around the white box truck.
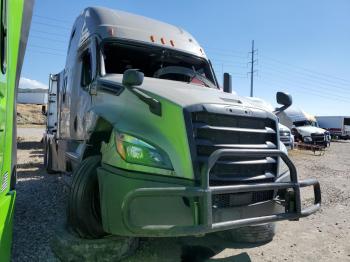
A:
[316,116,350,139]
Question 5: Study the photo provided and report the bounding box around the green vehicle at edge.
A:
[0,0,33,260]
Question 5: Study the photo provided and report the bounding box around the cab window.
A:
[81,49,92,87]
[0,0,7,74]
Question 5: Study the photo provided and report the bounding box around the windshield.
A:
[101,41,217,88]
[294,120,319,127]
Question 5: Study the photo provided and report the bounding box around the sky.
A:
[21,0,350,116]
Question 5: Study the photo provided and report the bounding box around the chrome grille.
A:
[213,191,274,208]
[311,133,326,144]
[189,109,278,186]
[279,130,291,143]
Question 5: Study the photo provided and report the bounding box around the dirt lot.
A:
[17,104,46,126]
[12,129,350,261]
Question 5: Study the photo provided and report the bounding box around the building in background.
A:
[17,88,48,104]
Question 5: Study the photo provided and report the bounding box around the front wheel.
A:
[67,155,107,239]
[220,223,276,244]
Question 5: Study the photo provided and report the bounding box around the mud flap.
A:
[0,190,16,262]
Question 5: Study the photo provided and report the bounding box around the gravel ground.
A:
[12,129,350,261]
[12,131,65,262]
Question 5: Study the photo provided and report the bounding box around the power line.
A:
[260,60,350,89]
[260,73,350,101]
[260,55,350,85]
[30,29,68,38]
[211,61,248,69]
[199,47,350,86]
[26,48,65,57]
[205,49,248,59]
[28,44,66,53]
[258,78,350,103]
[260,64,350,93]
[203,46,248,55]
[258,79,350,104]
[32,21,71,31]
[30,34,67,44]
[33,14,72,24]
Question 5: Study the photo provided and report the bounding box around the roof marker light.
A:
[150,35,155,42]
[170,40,175,47]
[160,37,166,44]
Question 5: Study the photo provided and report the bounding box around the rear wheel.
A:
[68,155,107,239]
[220,223,276,244]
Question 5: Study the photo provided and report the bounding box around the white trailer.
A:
[17,90,48,104]
[316,116,350,139]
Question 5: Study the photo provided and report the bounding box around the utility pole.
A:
[249,40,258,97]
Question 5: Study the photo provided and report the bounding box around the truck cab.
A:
[44,7,320,240]
[278,123,294,149]
[292,119,329,145]
[280,108,330,147]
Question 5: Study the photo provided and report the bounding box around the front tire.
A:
[220,223,276,244]
[68,155,106,239]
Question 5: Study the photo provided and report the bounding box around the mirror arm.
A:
[274,105,289,115]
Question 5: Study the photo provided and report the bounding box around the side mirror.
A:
[275,91,292,114]
[223,72,232,93]
[89,81,98,96]
[122,69,144,86]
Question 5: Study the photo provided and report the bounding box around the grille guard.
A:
[122,149,321,236]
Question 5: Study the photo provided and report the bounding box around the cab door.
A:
[71,39,96,140]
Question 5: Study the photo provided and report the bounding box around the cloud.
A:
[19,77,48,90]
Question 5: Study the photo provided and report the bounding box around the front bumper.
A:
[98,149,321,237]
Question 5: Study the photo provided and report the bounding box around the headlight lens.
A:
[115,133,173,170]
[303,136,312,142]
[278,158,289,176]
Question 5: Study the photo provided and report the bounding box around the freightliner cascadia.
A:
[43,7,321,242]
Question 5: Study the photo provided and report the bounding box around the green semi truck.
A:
[0,0,33,260]
[44,7,321,242]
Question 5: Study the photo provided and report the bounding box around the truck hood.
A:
[101,74,270,111]
[296,126,326,135]
[278,123,291,132]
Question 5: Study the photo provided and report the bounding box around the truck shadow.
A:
[181,245,251,262]
[17,140,43,150]
[124,233,258,262]
[13,139,68,261]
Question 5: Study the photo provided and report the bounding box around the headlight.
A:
[278,158,289,176]
[303,136,312,142]
[278,143,289,177]
[115,133,173,170]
